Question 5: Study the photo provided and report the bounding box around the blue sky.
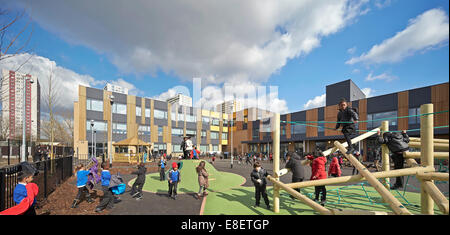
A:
[1,0,448,114]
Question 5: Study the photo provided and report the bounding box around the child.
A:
[12,164,38,215]
[71,164,94,208]
[250,162,270,210]
[335,98,359,154]
[159,156,166,181]
[328,156,342,178]
[168,162,181,200]
[307,150,327,206]
[377,130,410,189]
[95,162,114,212]
[196,161,209,199]
[130,162,147,200]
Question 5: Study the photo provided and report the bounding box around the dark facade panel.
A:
[145,99,151,108]
[154,119,167,126]
[186,122,196,130]
[154,100,168,110]
[86,87,104,100]
[326,80,351,106]
[113,92,127,104]
[350,80,366,102]
[290,110,306,121]
[211,139,219,145]
[409,87,431,108]
[86,110,104,121]
[136,97,141,106]
[318,107,324,121]
[367,93,398,114]
[112,113,127,123]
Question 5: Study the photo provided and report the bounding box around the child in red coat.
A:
[307,150,327,206]
[328,156,342,177]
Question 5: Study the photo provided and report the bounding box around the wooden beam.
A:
[331,209,394,215]
[334,141,412,215]
[267,175,333,215]
[381,121,390,189]
[409,142,449,151]
[405,159,420,167]
[422,180,449,215]
[416,172,449,181]
[286,166,435,189]
[410,137,449,143]
[322,127,380,156]
[403,151,449,159]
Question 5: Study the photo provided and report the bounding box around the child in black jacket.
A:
[335,98,359,154]
[250,162,270,210]
[130,162,147,200]
[377,130,410,189]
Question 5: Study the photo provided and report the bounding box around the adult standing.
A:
[285,152,305,197]
[185,136,193,160]
[180,137,187,159]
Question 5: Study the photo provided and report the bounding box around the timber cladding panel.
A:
[79,86,87,140]
[397,91,409,131]
[127,95,137,138]
[103,90,113,142]
[306,109,318,137]
[286,114,291,139]
[74,101,79,142]
[431,83,449,127]
[325,105,340,136]
[358,99,367,132]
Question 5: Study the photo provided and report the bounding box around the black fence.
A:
[0,156,74,211]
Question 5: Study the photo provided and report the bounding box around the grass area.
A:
[203,184,446,215]
[129,160,246,194]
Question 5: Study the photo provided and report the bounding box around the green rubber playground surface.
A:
[129,160,246,194]
[129,160,447,215]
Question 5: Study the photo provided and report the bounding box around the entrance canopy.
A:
[113,136,151,147]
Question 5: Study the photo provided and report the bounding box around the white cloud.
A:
[303,93,326,110]
[347,46,357,54]
[346,8,449,65]
[365,72,398,82]
[0,53,104,112]
[361,87,375,97]
[5,0,370,86]
[374,0,392,9]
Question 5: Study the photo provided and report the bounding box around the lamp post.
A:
[90,120,94,160]
[109,95,114,167]
[21,76,34,162]
[30,120,33,161]
[94,129,97,159]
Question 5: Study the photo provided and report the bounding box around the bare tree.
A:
[42,64,60,158]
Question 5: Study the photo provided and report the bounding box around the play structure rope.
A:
[281,110,449,124]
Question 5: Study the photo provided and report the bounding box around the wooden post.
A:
[416,172,449,181]
[381,121,390,189]
[273,113,280,213]
[408,142,449,151]
[420,104,434,215]
[334,141,412,215]
[403,151,449,159]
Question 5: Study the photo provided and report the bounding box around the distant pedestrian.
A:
[328,156,342,177]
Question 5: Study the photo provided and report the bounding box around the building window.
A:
[136,106,142,117]
[408,108,421,125]
[201,130,207,138]
[113,123,127,134]
[212,145,219,152]
[281,125,286,136]
[186,114,196,123]
[172,128,183,136]
[158,126,163,136]
[112,103,127,115]
[172,145,183,153]
[222,132,228,140]
[202,116,210,123]
[145,108,151,118]
[178,113,185,121]
[291,124,306,134]
[186,129,196,136]
[211,131,219,139]
[367,111,398,129]
[154,110,167,119]
[86,99,103,112]
[87,120,107,131]
[200,145,208,153]
[212,118,220,126]
[223,119,228,126]
[138,125,150,135]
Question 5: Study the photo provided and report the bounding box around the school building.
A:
[73,85,230,158]
[231,80,449,162]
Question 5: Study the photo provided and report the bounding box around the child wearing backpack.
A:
[328,156,341,177]
[335,98,359,154]
[377,130,410,189]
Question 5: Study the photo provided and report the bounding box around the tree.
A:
[42,64,60,158]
